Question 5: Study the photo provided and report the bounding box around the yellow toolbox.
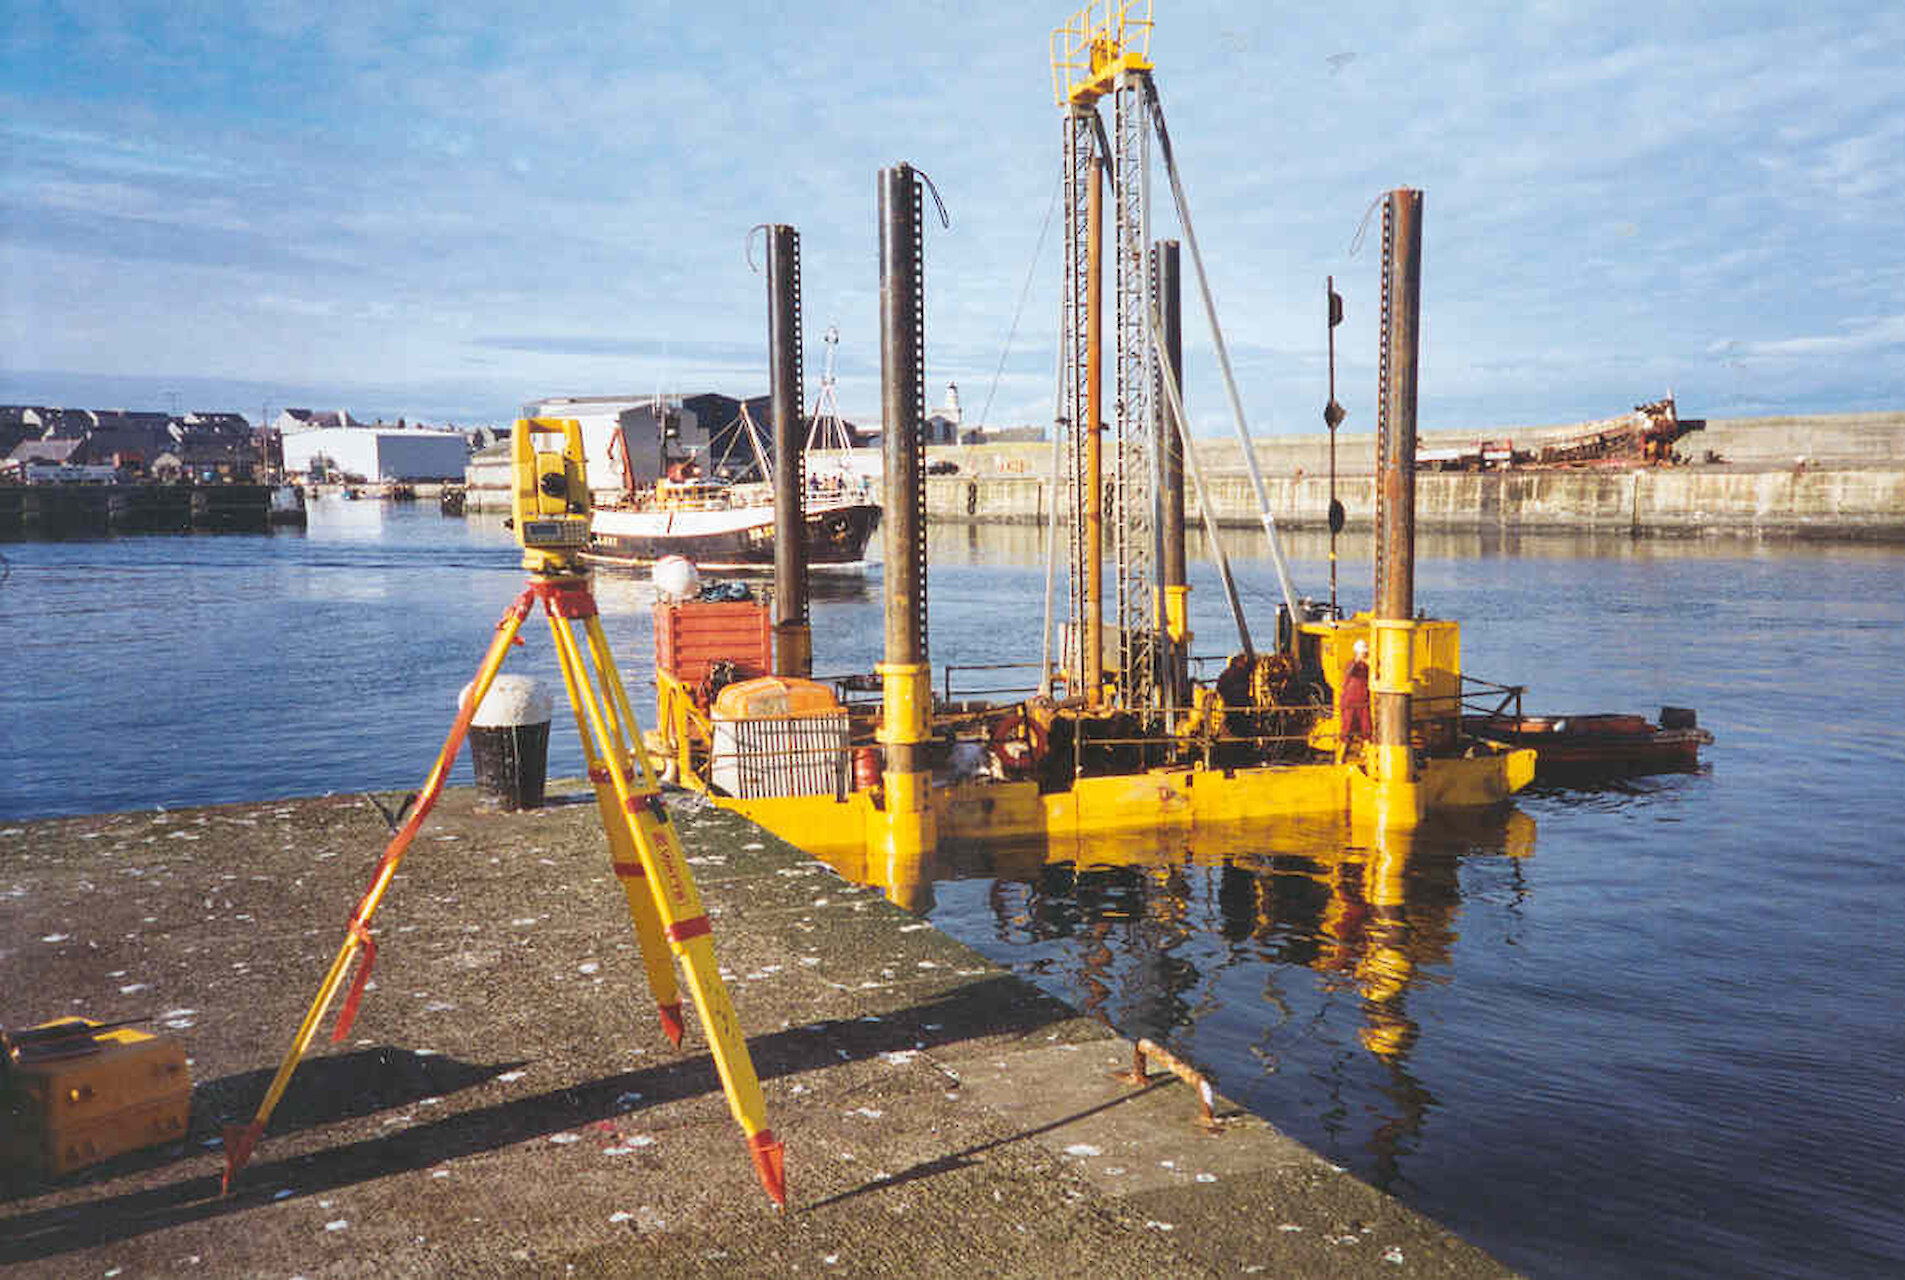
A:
[2,1017,192,1178]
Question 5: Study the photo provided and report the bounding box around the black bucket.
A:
[465,676,553,810]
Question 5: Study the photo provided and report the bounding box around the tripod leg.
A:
[548,606,784,1207]
[545,613,686,1041]
[221,588,537,1193]
[571,617,685,1038]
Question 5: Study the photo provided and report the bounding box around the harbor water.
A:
[3,502,1903,1278]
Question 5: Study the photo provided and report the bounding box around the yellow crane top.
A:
[1051,0,1153,106]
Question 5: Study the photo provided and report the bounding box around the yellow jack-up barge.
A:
[649,8,1533,891]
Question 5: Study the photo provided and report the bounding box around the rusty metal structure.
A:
[1371,190,1423,783]
[1414,395,1706,472]
[765,224,810,677]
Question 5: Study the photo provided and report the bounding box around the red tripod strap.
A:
[330,923,379,1043]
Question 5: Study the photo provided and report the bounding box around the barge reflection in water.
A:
[804,807,1534,1192]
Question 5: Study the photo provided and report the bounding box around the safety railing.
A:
[1049,0,1153,105]
[650,480,739,512]
[1459,674,1526,722]
[673,668,1530,798]
[940,661,1053,704]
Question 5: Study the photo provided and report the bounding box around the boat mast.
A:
[806,325,854,455]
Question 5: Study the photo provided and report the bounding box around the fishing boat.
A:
[266,483,307,526]
[586,474,880,570]
[584,331,880,571]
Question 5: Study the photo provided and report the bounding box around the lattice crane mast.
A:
[1052,0,1158,718]
[1049,2,1301,728]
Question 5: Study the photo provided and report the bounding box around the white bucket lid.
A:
[462,674,554,727]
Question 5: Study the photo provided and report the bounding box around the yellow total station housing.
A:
[511,417,590,571]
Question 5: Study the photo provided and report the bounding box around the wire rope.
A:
[977,174,1064,431]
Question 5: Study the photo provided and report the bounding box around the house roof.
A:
[88,410,172,432]
[74,426,169,463]
[184,411,252,434]
[8,437,83,464]
[279,408,362,430]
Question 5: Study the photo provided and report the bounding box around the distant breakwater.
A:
[0,483,276,535]
[925,411,1905,540]
[461,411,1905,540]
[926,465,1905,539]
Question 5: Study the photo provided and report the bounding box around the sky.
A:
[3,1,1902,435]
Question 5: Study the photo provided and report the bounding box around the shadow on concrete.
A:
[0,975,1071,1265]
[803,1076,1173,1211]
[0,1049,523,1206]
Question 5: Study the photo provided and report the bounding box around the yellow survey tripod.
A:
[221,418,785,1206]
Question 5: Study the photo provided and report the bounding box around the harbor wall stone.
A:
[920,409,1905,478]
[916,411,1905,539]
[922,466,1905,538]
[462,412,1905,536]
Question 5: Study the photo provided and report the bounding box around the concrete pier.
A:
[924,462,1905,538]
[0,484,272,535]
[2,787,1515,1277]
[918,411,1905,539]
[459,411,1905,537]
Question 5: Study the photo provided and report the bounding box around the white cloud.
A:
[3,1,1902,425]
[1710,315,1905,361]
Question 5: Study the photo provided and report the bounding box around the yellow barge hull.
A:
[718,749,1534,871]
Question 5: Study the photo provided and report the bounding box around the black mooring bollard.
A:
[465,675,553,810]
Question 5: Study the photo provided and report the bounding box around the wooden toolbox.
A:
[2,1017,192,1178]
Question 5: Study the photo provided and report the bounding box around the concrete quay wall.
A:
[923,409,1905,480]
[925,465,1905,538]
[461,412,1905,535]
[921,409,1905,539]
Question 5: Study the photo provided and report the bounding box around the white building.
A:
[281,427,469,481]
[522,395,714,501]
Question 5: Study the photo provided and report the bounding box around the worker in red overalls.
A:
[1339,638,1372,759]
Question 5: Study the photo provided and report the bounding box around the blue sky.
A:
[3,1,1901,434]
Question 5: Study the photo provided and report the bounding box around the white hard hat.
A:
[1352,639,1369,658]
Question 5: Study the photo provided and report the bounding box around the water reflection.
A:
[805,807,1534,1188]
[586,559,882,610]
[303,491,396,539]
[930,520,1905,568]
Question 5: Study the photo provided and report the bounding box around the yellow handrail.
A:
[1050,0,1153,106]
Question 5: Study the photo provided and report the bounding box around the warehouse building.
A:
[281,426,469,482]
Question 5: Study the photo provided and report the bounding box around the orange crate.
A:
[653,600,772,683]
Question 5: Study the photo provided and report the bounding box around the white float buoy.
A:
[653,555,700,602]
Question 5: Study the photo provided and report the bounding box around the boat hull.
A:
[586,500,880,570]
[1462,714,1712,777]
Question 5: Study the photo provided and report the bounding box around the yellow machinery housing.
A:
[651,604,1533,910]
[1296,614,1464,755]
